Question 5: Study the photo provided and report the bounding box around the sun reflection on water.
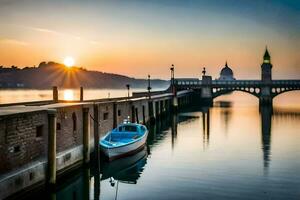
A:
[63,89,74,101]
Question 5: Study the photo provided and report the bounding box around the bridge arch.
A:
[212,87,260,99]
[271,87,300,99]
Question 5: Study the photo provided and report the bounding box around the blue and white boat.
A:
[100,121,148,161]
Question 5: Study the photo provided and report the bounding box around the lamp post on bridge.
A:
[202,67,206,76]
[170,64,175,95]
[170,64,178,112]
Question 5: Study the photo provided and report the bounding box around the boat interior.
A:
[102,124,146,146]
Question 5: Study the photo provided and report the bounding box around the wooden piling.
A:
[93,104,101,199]
[148,101,155,124]
[160,101,164,115]
[47,109,57,185]
[142,105,146,124]
[113,102,117,128]
[82,107,90,164]
[93,104,100,167]
[155,101,159,118]
[172,97,178,113]
[52,86,58,102]
[131,105,135,123]
[80,87,84,102]
[135,108,139,123]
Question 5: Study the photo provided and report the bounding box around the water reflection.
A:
[202,107,210,150]
[221,111,232,137]
[63,89,75,101]
[20,105,300,200]
[260,105,273,173]
[171,114,178,150]
[100,147,148,184]
[147,115,174,147]
[54,172,86,200]
[94,166,100,200]
[83,168,90,200]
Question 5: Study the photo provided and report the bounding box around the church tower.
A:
[261,48,272,82]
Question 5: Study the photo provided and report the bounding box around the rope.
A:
[89,114,101,127]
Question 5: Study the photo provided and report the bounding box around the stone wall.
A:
[116,101,131,125]
[0,111,48,174]
[98,102,115,137]
[0,96,180,175]
[56,106,83,152]
[132,99,149,124]
[0,91,192,199]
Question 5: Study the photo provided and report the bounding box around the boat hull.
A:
[101,131,148,161]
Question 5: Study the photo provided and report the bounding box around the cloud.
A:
[12,24,81,40]
[29,26,81,40]
[31,27,61,35]
[0,38,29,46]
[90,40,102,45]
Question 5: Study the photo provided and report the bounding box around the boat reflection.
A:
[17,105,300,200]
[100,146,148,184]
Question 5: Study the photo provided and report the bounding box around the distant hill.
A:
[0,62,169,89]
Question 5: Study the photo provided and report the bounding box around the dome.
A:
[218,62,235,81]
[220,62,233,76]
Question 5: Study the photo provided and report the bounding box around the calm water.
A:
[4,90,300,200]
[94,106,300,200]
[0,89,149,104]
[0,89,299,106]
[19,93,300,200]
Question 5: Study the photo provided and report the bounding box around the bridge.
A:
[169,49,300,106]
[175,79,300,99]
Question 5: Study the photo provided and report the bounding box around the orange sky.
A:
[0,1,299,79]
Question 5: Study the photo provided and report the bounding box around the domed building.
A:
[218,62,235,81]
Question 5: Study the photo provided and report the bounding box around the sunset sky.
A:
[0,0,299,79]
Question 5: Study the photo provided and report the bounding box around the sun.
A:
[63,56,75,68]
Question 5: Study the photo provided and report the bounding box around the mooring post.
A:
[148,101,155,124]
[93,104,101,200]
[155,101,160,118]
[93,104,100,168]
[53,86,58,102]
[47,109,57,186]
[82,107,90,164]
[80,87,84,102]
[142,106,146,124]
[131,105,136,123]
[172,96,178,113]
[113,102,117,128]
[135,107,139,123]
[160,101,164,115]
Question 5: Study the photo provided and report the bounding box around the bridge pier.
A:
[200,75,213,106]
[259,96,273,107]
[260,84,273,107]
